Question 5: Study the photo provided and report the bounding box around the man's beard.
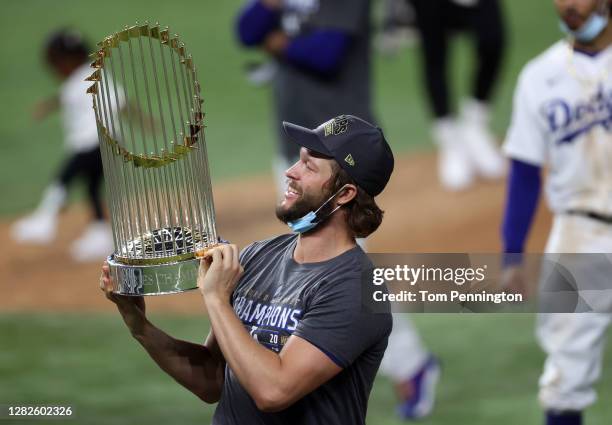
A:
[275,184,334,224]
[562,7,587,31]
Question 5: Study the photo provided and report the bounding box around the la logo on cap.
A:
[324,116,349,137]
[344,153,355,166]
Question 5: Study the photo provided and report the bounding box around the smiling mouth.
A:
[284,187,300,200]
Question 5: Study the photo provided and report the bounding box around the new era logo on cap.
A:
[282,115,394,196]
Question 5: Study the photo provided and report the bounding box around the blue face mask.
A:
[287,185,349,234]
[560,11,609,43]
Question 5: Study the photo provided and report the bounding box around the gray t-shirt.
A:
[212,234,391,425]
[274,0,373,159]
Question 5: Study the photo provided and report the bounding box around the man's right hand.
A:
[263,30,289,57]
[260,0,282,10]
[100,262,147,337]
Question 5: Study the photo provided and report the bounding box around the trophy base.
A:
[107,254,200,296]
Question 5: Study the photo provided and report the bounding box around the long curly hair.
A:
[324,161,385,238]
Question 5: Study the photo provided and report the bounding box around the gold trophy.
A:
[87,23,217,295]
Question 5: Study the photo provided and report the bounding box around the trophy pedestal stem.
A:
[107,254,200,296]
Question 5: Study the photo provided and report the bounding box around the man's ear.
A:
[336,184,357,206]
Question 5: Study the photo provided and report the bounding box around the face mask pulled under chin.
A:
[560,8,609,43]
[287,185,349,234]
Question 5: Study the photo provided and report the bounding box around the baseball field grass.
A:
[1,313,612,425]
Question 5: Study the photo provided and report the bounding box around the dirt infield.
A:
[0,152,551,313]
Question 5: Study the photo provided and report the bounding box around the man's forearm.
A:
[204,297,286,405]
[236,0,281,47]
[502,158,541,264]
[133,320,225,403]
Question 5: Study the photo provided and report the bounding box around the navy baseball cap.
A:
[282,115,394,197]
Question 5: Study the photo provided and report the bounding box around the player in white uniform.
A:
[502,1,612,424]
[11,29,117,261]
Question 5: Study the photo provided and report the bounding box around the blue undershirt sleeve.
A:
[284,30,350,76]
[501,159,542,266]
[236,0,280,47]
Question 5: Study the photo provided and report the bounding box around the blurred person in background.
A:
[11,29,114,262]
[410,0,507,191]
[379,317,441,420]
[235,0,375,195]
[376,0,419,55]
[501,1,612,424]
[235,1,440,419]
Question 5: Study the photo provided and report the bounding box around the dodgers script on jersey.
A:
[212,234,392,425]
[504,40,612,215]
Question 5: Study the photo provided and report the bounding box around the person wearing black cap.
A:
[100,115,393,425]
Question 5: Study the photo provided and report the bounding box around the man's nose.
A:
[285,160,301,179]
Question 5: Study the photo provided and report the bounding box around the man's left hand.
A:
[263,30,290,56]
[197,244,243,304]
